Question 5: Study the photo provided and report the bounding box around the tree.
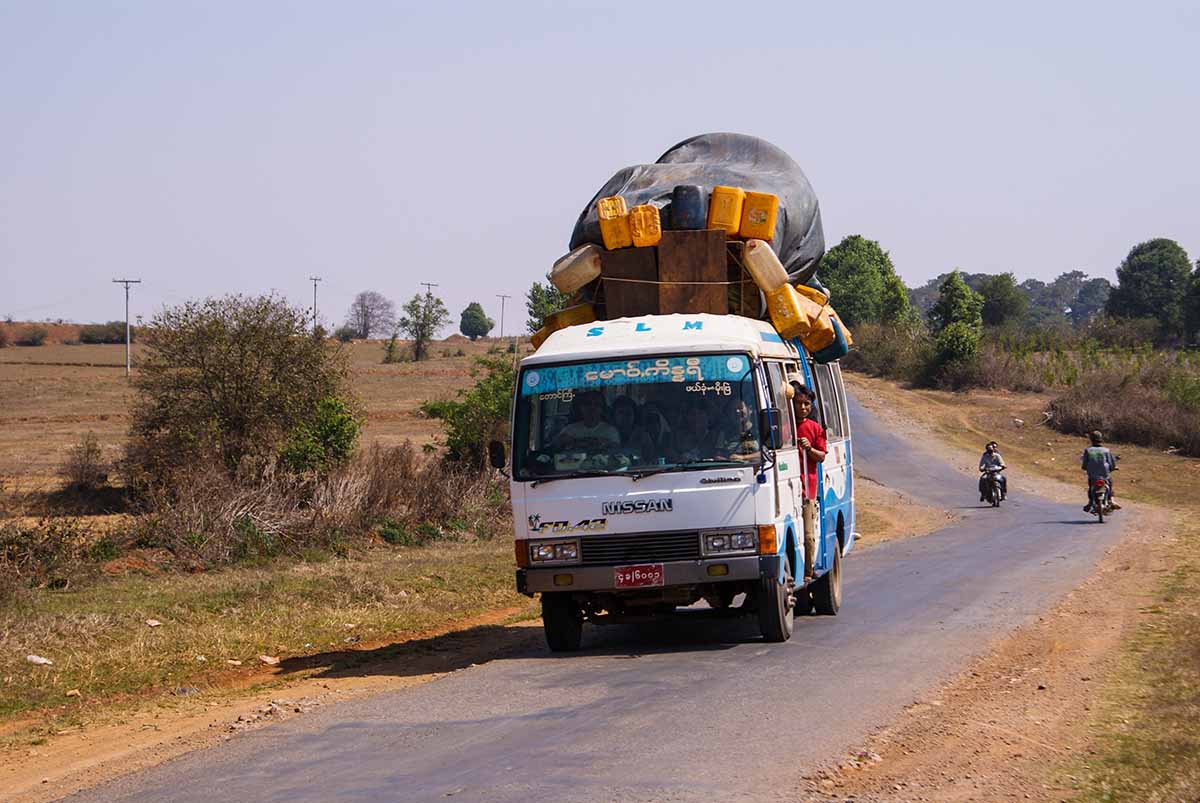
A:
[399,290,450,362]
[129,294,351,477]
[879,273,918,326]
[1070,278,1112,327]
[344,291,397,339]
[818,235,897,327]
[459,302,494,341]
[526,281,568,333]
[977,273,1028,327]
[1185,261,1200,345]
[928,270,983,333]
[1105,238,1193,340]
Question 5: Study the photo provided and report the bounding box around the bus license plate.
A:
[614,564,664,589]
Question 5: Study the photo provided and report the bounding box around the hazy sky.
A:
[2,1,1198,333]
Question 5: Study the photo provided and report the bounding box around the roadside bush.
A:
[420,357,516,467]
[840,322,932,383]
[135,443,509,567]
[0,518,90,596]
[1049,364,1200,457]
[278,397,361,473]
[16,326,48,346]
[333,325,356,343]
[127,294,352,480]
[59,432,108,491]
[1084,316,1159,349]
[79,321,132,344]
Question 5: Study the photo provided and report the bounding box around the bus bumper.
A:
[516,555,779,595]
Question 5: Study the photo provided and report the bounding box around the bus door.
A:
[763,361,800,560]
[811,361,853,568]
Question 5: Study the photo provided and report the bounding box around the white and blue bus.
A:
[494,313,855,650]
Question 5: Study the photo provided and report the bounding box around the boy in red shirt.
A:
[788,377,826,579]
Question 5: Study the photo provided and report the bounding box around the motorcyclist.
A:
[978,441,1007,502]
[1082,430,1120,512]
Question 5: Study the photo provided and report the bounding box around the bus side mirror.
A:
[488,440,507,470]
[759,408,782,450]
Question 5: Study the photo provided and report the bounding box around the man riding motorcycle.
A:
[1082,430,1120,512]
[978,441,1007,502]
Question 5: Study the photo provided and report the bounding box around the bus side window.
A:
[764,362,796,448]
[831,363,851,437]
[813,363,844,440]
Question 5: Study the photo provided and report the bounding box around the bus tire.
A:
[794,584,814,616]
[541,593,583,652]
[757,561,795,643]
[812,543,842,616]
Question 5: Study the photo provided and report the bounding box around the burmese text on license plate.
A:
[615,564,664,588]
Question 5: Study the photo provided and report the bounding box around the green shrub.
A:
[87,535,122,562]
[279,397,361,473]
[421,357,515,467]
[17,326,47,346]
[333,325,357,343]
[80,321,131,344]
[128,294,351,478]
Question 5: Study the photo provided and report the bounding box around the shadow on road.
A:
[274,606,768,681]
[276,622,544,681]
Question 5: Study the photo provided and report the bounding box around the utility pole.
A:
[496,293,511,340]
[309,276,322,335]
[420,282,438,296]
[112,279,141,377]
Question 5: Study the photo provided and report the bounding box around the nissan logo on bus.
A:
[602,498,673,515]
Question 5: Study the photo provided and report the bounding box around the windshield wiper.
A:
[530,470,630,487]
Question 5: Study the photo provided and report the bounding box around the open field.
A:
[0,336,516,491]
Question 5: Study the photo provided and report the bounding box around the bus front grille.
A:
[579,531,700,566]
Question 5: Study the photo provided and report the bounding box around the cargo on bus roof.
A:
[569,133,825,288]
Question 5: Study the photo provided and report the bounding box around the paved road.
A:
[72,398,1124,802]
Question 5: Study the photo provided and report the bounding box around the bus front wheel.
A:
[758,562,795,643]
[541,593,583,652]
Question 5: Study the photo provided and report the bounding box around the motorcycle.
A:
[1086,478,1113,523]
[981,467,1005,507]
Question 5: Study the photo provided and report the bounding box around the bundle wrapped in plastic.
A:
[569,133,825,289]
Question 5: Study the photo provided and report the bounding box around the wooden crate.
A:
[657,229,727,315]
[598,229,758,318]
[599,246,658,319]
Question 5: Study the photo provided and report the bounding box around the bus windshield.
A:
[513,353,760,481]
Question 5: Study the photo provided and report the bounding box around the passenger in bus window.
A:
[787,380,826,500]
[672,398,728,462]
[720,398,760,462]
[551,391,619,450]
[611,395,654,460]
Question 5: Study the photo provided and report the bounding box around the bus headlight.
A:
[529,539,581,564]
[702,531,757,556]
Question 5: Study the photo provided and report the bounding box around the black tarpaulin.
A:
[568,133,825,288]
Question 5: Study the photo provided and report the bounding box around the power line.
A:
[496,293,511,340]
[112,279,141,377]
[309,276,322,335]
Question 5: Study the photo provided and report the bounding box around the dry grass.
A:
[0,538,526,729]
